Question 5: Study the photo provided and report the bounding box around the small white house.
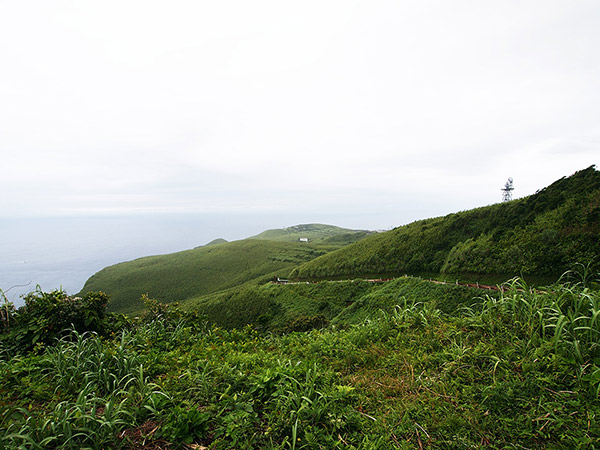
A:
[299,238,309,242]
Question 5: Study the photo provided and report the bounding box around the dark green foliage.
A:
[195,286,279,330]
[2,282,600,449]
[157,404,211,444]
[0,327,171,450]
[187,280,369,331]
[321,231,373,244]
[290,166,600,279]
[21,289,108,333]
[188,277,482,332]
[283,314,329,332]
[0,289,120,355]
[333,277,486,325]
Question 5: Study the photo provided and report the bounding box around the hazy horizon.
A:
[1,210,398,307]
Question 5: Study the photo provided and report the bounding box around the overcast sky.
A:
[1,0,599,230]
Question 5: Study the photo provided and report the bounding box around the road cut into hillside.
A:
[272,276,530,293]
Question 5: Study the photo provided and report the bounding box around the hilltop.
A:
[289,166,600,280]
[250,223,373,244]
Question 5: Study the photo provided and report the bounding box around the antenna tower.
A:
[501,177,514,202]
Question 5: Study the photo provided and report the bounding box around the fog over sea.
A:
[1,213,335,308]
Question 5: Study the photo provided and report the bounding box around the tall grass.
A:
[464,276,600,395]
[3,279,599,448]
[46,329,142,396]
[3,385,135,450]
[1,325,171,450]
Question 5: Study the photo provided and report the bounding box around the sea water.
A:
[0,213,297,307]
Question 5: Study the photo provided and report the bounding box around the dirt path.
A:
[271,276,511,292]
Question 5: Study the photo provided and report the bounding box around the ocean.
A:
[0,213,301,307]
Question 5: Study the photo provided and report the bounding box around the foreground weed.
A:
[3,279,600,449]
[45,329,142,397]
[2,384,134,449]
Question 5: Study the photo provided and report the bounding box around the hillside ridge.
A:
[289,166,600,280]
[81,166,599,314]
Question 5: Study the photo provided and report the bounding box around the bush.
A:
[0,288,116,355]
[283,314,329,332]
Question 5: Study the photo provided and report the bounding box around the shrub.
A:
[283,314,329,333]
[0,289,114,355]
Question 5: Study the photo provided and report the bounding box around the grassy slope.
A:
[81,224,372,314]
[185,277,487,331]
[4,281,599,449]
[81,239,335,314]
[289,166,600,280]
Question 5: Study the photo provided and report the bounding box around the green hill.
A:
[80,224,372,314]
[80,239,332,314]
[289,166,600,280]
[184,276,488,331]
[250,223,373,244]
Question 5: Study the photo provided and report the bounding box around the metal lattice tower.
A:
[501,177,514,202]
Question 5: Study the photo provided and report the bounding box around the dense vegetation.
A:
[2,272,600,449]
[81,225,371,314]
[289,166,600,280]
[0,289,123,355]
[184,277,486,332]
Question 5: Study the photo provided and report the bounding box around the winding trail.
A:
[271,276,512,292]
